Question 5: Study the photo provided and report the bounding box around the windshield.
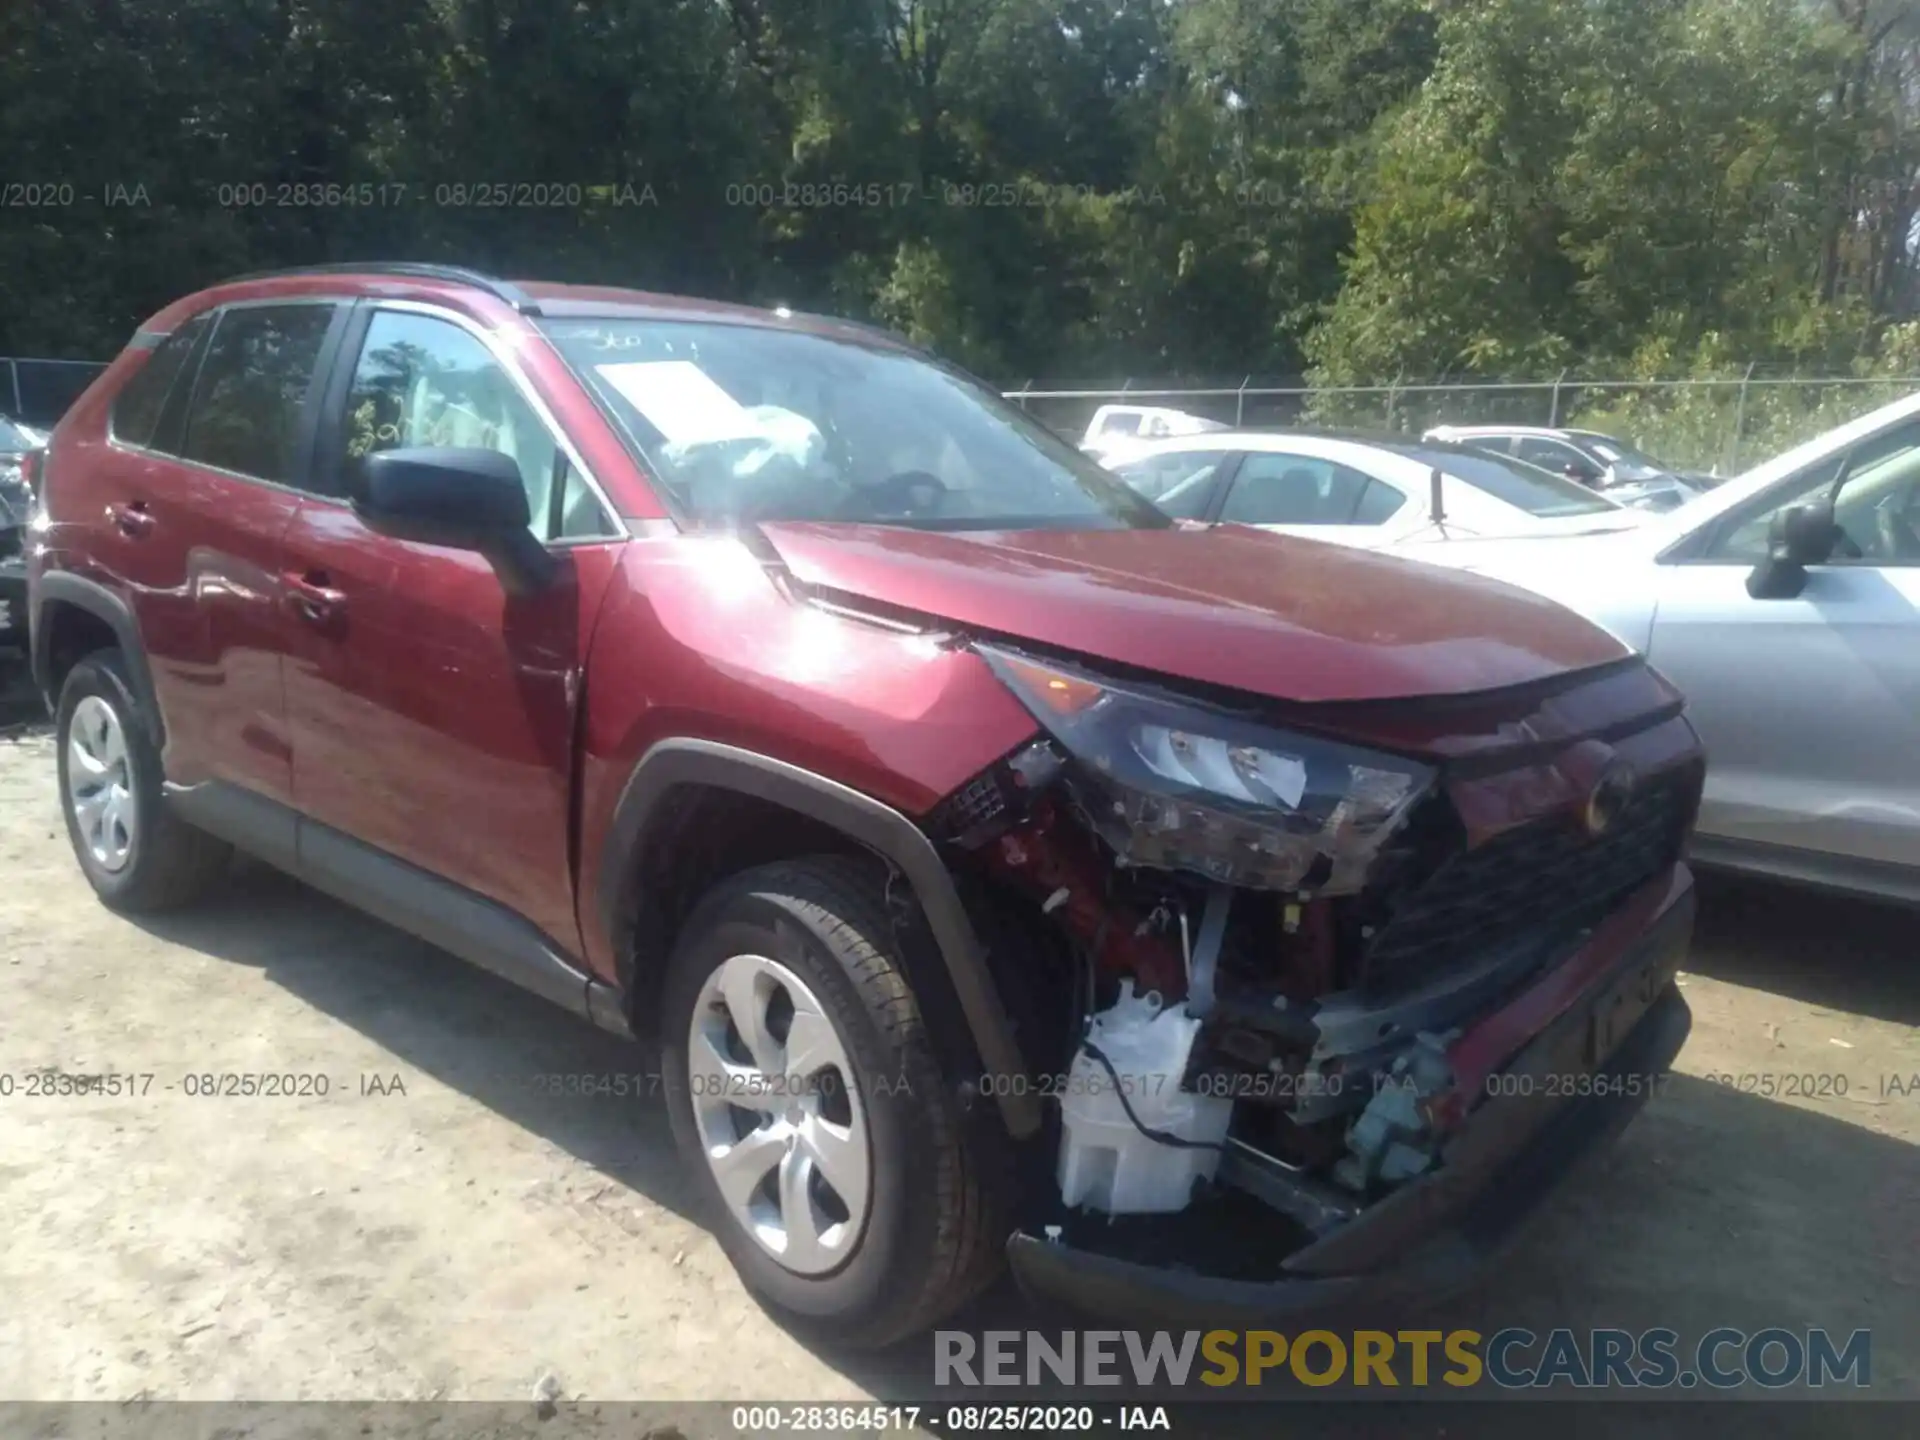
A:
[1399,444,1620,517]
[544,319,1170,532]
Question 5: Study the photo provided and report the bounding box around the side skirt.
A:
[164,779,633,1038]
[1688,832,1920,910]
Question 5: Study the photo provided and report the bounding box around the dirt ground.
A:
[1,670,1917,1432]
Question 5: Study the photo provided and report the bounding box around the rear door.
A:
[280,302,625,951]
[1648,418,1920,874]
[96,300,346,810]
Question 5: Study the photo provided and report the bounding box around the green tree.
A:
[1307,0,1899,386]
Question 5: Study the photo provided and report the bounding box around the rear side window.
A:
[1404,445,1616,517]
[109,314,211,449]
[1514,435,1593,475]
[180,305,335,484]
[1353,477,1407,523]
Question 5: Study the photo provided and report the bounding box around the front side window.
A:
[1454,433,1517,456]
[1573,432,1668,478]
[1514,435,1586,474]
[180,306,334,483]
[543,319,1170,532]
[1219,453,1394,526]
[342,311,611,541]
[1705,419,1920,566]
[1114,450,1231,518]
[110,313,211,451]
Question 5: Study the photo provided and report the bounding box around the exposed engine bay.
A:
[931,642,1702,1269]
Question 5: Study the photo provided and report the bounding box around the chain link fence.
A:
[1003,374,1920,477]
[9,354,1918,478]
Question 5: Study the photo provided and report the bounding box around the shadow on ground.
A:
[125,853,1919,1423]
[0,647,45,733]
[1688,869,1919,1026]
[128,861,702,1226]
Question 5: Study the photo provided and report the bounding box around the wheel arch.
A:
[31,573,164,750]
[598,738,1042,1139]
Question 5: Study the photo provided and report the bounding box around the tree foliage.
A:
[0,0,1913,381]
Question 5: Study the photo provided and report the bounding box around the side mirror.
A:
[1563,461,1602,486]
[1746,500,1837,600]
[355,446,557,595]
[1774,500,1840,564]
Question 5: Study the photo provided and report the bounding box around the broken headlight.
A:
[978,644,1435,894]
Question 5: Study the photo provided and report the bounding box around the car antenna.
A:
[1429,465,1447,529]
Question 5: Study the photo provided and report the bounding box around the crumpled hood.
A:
[758,522,1631,704]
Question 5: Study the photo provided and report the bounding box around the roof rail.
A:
[216,262,542,315]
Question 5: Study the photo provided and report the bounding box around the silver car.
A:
[1421,393,1920,905]
[1424,424,1710,512]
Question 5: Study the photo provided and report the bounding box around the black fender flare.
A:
[598,737,1042,1140]
[30,571,166,749]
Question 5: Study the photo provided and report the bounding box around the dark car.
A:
[1425,425,1712,512]
[0,414,47,648]
[30,263,1703,1344]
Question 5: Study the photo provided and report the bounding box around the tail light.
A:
[17,448,41,499]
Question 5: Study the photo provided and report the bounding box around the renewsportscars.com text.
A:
[934,1328,1871,1390]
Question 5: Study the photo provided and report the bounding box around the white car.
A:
[1418,391,1920,905]
[1108,430,1647,550]
[1078,404,1228,465]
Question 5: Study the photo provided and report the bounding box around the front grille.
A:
[1359,768,1694,997]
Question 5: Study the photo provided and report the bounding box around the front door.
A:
[280,304,624,952]
[1648,422,1920,871]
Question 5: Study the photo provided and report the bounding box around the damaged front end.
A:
[930,642,1703,1306]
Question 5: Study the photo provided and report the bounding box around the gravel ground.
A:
[0,667,1915,1434]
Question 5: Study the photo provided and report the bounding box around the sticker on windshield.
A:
[595,360,763,447]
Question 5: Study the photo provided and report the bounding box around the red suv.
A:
[29,264,1704,1345]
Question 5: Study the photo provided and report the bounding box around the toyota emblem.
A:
[1583,763,1637,837]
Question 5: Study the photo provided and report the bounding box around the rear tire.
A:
[55,650,231,911]
[661,855,1008,1347]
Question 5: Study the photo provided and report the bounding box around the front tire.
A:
[55,650,231,911]
[661,856,1007,1347]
